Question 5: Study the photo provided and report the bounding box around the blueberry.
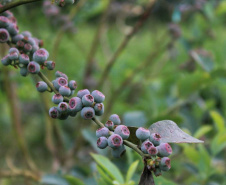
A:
[69,109,77,117]
[12,34,24,44]
[96,127,109,138]
[111,145,126,158]
[82,94,94,107]
[77,89,90,99]
[108,134,123,149]
[109,114,121,125]
[81,107,95,120]
[57,102,68,113]
[55,71,68,80]
[69,97,82,112]
[157,143,172,157]
[27,37,36,46]
[31,44,39,53]
[45,61,55,70]
[58,112,69,120]
[24,43,32,52]
[91,90,105,103]
[19,54,29,65]
[68,80,77,90]
[141,140,154,154]
[154,168,162,177]
[8,51,19,60]
[21,31,32,37]
[53,77,68,90]
[16,40,25,48]
[136,127,150,141]
[0,16,10,27]
[59,86,71,96]
[49,107,59,119]
[97,137,108,149]
[147,146,158,156]
[52,94,63,104]
[6,23,19,36]
[36,81,48,92]
[94,103,104,116]
[9,47,19,55]
[33,49,48,64]
[20,66,29,77]
[159,157,171,171]
[114,125,130,140]
[105,120,114,130]
[149,133,161,146]
[27,61,40,74]
[0,28,9,43]
[1,55,11,66]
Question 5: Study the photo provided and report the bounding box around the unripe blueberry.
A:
[0,28,9,43]
[36,81,48,92]
[27,61,40,74]
[52,94,63,104]
[27,37,36,46]
[109,114,121,125]
[6,23,19,36]
[69,97,82,112]
[19,54,29,65]
[159,157,171,171]
[154,168,162,177]
[24,43,32,52]
[9,47,19,55]
[108,134,123,149]
[20,66,29,77]
[45,61,55,70]
[112,145,126,158]
[96,127,109,138]
[91,90,105,103]
[59,86,71,96]
[114,125,130,140]
[53,77,68,90]
[55,71,68,80]
[49,107,59,119]
[31,44,39,53]
[149,133,161,146]
[94,103,104,116]
[136,127,150,141]
[68,80,77,90]
[33,49,48,64]
[12,34,24,43]
[97,137,108,149]
[157,143,172,157]
[82,94,94,107]
[0,16,9,27]
[141,140,154,154]
[1,55,11,66]
[81,107,95,119]
[77,89,90,99]
[17,40,25,48]
[21,31,32,37]
[57,102,68,113]
[8,51,19,60]
[105,120,114,130]
[147,146,158,156]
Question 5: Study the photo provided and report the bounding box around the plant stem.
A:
[0,0,42,13]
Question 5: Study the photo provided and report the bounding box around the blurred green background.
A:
[0,0,226,185]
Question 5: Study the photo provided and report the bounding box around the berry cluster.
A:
[96,114,131,158]
[43,1,76,33]
[136,127,172,176]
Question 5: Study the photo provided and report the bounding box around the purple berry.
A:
[112,145,126,158]
[105,120,114,130]
[77,89,90,99]
[97,137,108,149]
[141,140,154,154]
[12,34,24,43]
[108,134,123,149]
[8,51,19,60]
[20,66,29,77]
[1,55,10,66]
[81,107,95,120]
[0,16,9,27]
[0,28,9,43]
[24,43,32,52]
[96,127,109,138]
[36,81,48,92]
[49,107,59,119]
[33,49,48,64]
[91,90,105,103]
[9,48,19,55]
[68,80,77,90]
[114,125,130,140]
[82,94,94,107]
[45,61,55,70]
[109,114,121,125]
[27,61,40,74]
[159,157,171,171]
[7,23,19,36]
[21,31,32,37]
[52,94,63,104]
[57,102,68,113]
[19,54,29,65]
[69,97,82,112]
[53,77,68,90]
[55,71,68,80]
[94,103,104,116]
[136,127,150,141]
[149,133,161,146]
[147,146,158,156]
[59,86,71,96]
[16,40,25,48]
[157,143,172,157]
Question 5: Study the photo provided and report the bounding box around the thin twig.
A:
[97,0,156,89]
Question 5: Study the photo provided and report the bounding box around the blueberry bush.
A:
[0,0,226,185]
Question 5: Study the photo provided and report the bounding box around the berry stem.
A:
[0,0,42,14]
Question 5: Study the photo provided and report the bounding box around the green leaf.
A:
[41,175,68,185]
[96,165,114,185]
[64,175,85,185]
[125,160,139,183]
[91,153,124,184]
[193,125,212,139]
[211,133,226,156]
[210,111,225,133]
